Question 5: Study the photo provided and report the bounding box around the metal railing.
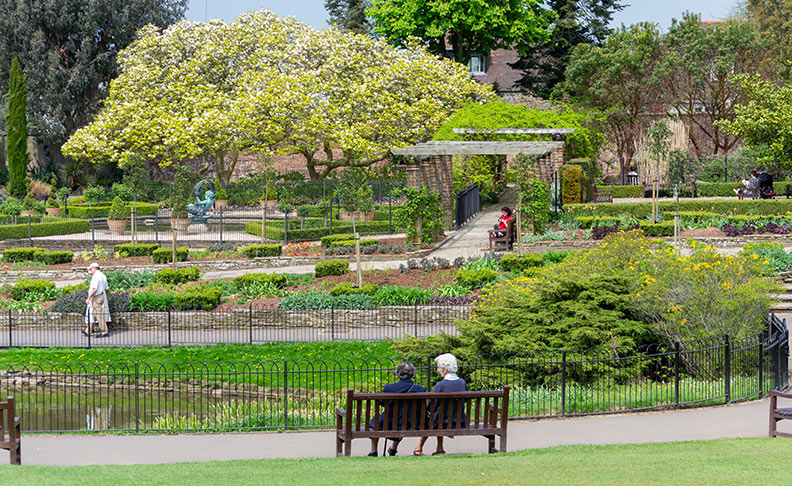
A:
[0,203,403,250]
[454,183,481,229]
[0,315,787,433]
[0,304,470,348]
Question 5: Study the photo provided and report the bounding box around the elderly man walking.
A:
[83,262,110,338]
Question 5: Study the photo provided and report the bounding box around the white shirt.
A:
[89,270,109,296]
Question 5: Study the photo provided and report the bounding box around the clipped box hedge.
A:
[114,243,159,256]
[155,266,201,285]
[152,247,189,264]
[2,247,47,262]
[639,220,675,237]
[574,216,621,229]
[34,250,73,265]
[247,220,396,242]
[233,273,288,289]
[65,202,158,217]
[173,286,221,310]
[11,279,56,301]
[695,182,743,197]
[0,218,89,241]
[567,200,792,218]
[315,259,349,277]
[596,185,644,198]
[328,238,378,248]
[242,244,282,258]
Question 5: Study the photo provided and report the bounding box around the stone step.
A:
[771,302,792,311]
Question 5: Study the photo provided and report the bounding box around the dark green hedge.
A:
[246,220,396,241]
[34,250,73,265]
[242,244,282,258]
[66,202,158,217]
[152,247,189,264]
[0,218,89,241]
[315,259,349,277]
[567,200,792,218]
[574,216,621,229]
[114,243,159,256]
[596,185,644,198]
[2,247,46,262]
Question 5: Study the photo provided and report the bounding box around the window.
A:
[468,55,486,75]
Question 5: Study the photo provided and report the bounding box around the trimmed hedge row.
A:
[155,267,200,285]
[11,279,56,300]
[241,244,282,258]
[233,273,288,289]
[328,238,378,248]
[246,220,396,241]
[152,247,189,264]
[567,200,792,218]
[0,218,89,241]
[575,216,621,229]
[596,185,644,198]
[2,247,73,264]
[66,202,158,217]
[114,243,159,256]
[315,259,349,277]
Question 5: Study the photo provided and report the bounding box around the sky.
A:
[184,0,740,31]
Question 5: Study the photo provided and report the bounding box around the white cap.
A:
[87,262,100,270]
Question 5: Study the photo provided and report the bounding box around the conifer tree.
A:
[6,57,27,197]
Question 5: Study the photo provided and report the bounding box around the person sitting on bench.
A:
[494,207,512,236]
[414,353,467,456]
[734,170,759,198]
[367,362,426,457]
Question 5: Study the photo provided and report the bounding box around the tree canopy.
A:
[657,13,771,156]
[746,0,792,81]
[510,0,625,98]
[6,57,27,197]
[0,0,187,151]
[62,10,492,183]
[325,0,372,35]
[368,0,555,64]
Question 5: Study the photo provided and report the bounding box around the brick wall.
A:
[405,156,455,231]
[473,49,522,92]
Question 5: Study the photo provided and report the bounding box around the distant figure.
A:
[83,263,109,338]
[734,170,759,198]
[759,171,776,199]
[494,206,512,236]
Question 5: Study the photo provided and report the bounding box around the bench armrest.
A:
[770,390,792,400]
[335,408,346,418]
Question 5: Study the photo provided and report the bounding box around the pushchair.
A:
[759,171,776,199]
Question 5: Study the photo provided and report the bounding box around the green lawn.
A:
[1,438,791,485]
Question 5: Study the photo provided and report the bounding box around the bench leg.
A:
[10,444,20,465]
[487,435,496,453]
[499,433,507,453]
[344,436,352,457]
[336,434,343,457]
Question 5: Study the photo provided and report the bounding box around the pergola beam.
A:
[391,141,563,157]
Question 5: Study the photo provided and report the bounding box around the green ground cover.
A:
[1,439,790,486]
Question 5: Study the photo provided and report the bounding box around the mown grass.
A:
[1,438,791,486]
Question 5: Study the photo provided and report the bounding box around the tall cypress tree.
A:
[6,57,27,197]
[326,0,372,35]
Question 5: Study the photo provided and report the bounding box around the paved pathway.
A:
[2,398,784,465]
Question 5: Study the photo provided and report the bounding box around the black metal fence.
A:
[0,316,787,433]
[454,183,481,229]
[0,304,470,348]
[0,203,404,250]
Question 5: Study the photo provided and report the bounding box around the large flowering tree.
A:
[63,10,493,183]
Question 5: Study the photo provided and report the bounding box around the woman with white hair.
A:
[413,353,467,456]
[367,361,426,456]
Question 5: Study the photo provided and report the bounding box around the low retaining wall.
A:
[8,306,471,330]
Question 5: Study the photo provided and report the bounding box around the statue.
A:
[187,179,215,223]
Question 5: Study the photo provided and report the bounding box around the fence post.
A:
[388,196,392,234]
[759,335,765,397]
[90,210,95,248]
[7,309,11,349]
[27,214,32,247]
[724,156,728,183]
[724,335,731,403]
[674,341,681,407]
[283,360,289,431]
[155,208,159,243]
[561,351,567,416]
[328,200,333,235]
[135,361,140,432]
[249,303,253,345]
[167,310,172,347]
[331,303,335,342]
[219,207,223,244]
[414,303,418,337]
[284,210,288,245]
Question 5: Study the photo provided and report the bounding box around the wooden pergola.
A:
[391,141,564,157]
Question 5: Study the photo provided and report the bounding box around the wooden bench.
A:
[488,219,514,252]
[592,187,613,203]
[0,396,21,465]
[335,387,509,457]
[769,390,792,438]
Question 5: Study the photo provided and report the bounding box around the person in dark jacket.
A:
[413,353,467,456]
[367,362,426,456]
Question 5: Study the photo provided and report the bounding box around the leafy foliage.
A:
[371,285,433,306]
[6,58,27,197]
[11,280,57,301]
[50,290,130,314]
[393,186,444,244]
[130,291,175,311]
[278,291,374,310]
[233,273,288,290]
[152,247,188,264]
[155,267,200,285]
[108,196,127,220]
[242,244,283,258]
[315,259,350,278]
[173,286,221,310]
[454,268,499,290]
[113,243,159,256]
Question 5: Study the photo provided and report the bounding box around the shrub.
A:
[33,250,73,265]
[0,218,89,241]
[107,197,127,220]
[111,183,133,202]
[320,234,358,248]
[740,242,792,273]
[574,216,621,229]
[103,270,156,290]
[152,247,189,264]
[0,197,22,216]
[462,255,500,272]
[372,285,433,305]
[499,254,543,272]
[173,286,222,310]
[214,180,228,200]
[130,291,175,311]
[315,259,349,277]
[2,247,45,262]
[277,291,374,310]
[11,279,57,301]
[50,290,130,314]
[561,165,583,204]
[237,281,285,299]
[22,194,44,214]
[596,185,643,198]
[233,273,288,290]
[454,268,499,290]
[330,282,379,296]
[242,244,282,258]
[638,220,675,237]
[114,243,159,256]
[156,267,201,285]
